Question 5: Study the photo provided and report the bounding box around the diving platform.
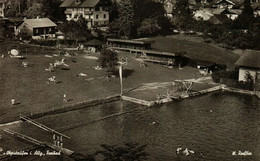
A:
[121,95,154,106]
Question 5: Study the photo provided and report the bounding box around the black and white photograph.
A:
[0,0,259,160]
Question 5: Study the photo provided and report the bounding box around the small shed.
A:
[235,50,260,83]
[197,60,227,75]
[85,39,104,52]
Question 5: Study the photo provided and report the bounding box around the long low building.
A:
[107,38,155,50]
[107,38,228,71]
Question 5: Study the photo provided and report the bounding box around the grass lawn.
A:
[0,40,209,124]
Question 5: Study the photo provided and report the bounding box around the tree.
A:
[233,0,255,29]
[0,19,14,39]
[137,18,161,37]
[171,0,195,30]
[25,0,64,20]
[98,48,119,75]
[109,1,120,23]
[110,0,171,38]
[4,0,28,17]
[243,71,254,90]
[134,0,172,35]
[117,0,135,39]
[96,142,148,161]
[41,0,65,21]
[58,17,91,43]
[26,3,44,18]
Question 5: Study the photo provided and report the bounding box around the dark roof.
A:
[211,0,236,5]
[22,18,57,28]
[60,0,111,8]
[188,0,197,5]
[85,39,103,46]
[235,50,260,69]
[252,2,260,10]
[192,3,203,10]
[208,14,231,24]
[107,38,154,45]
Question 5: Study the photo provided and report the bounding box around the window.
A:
[103,14,106,19]
[96,15,99,19]
[35,29,38,34]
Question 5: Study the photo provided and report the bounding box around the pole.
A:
[119,65,123,96]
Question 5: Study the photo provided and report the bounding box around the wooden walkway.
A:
[20,114,70,139]
[121,95,154,106]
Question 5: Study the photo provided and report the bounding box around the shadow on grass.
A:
[67,99,73,102]
[56,81,62,84]
[19,57,27,60]
[61,68,70,71]
[114,69,135,78]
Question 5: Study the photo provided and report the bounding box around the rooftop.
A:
[212,0,236,5]
[235,50,260,69]
[60,0,111,8]
[208,14,231,24]
[23,18,57,28]
[85,39,103,46]
[107,38,155,45]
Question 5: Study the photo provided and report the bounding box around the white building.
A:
[60,0,111,28]
[235,50,260,83]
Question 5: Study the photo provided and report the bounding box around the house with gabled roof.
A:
[211,0,236,9]
[60,0,112,28]
[235,50,260,83]
[15,18,57,39]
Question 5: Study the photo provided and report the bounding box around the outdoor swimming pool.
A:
[1,92,259,161]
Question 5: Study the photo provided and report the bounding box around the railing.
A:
[84,11,93,14]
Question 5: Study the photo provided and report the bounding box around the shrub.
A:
[212,71,238,83]
[30,39,57,46]
[98,48,118,76]
[18,33,31,41]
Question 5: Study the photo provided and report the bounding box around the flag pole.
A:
[119,64,123,96]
